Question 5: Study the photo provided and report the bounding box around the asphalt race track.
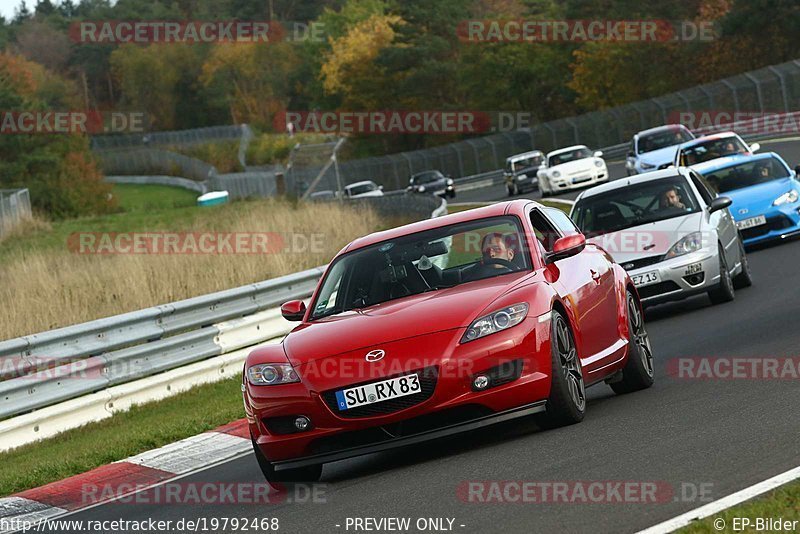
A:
[39,138,800,534]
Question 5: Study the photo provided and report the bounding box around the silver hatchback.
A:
[570,168,752,306]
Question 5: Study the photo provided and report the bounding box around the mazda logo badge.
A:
[739,208,749,215]
[365,349,385,362]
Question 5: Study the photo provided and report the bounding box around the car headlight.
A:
[517,174,527,181]
[247,363,300,386]
[773,190,799,206]
[461,303,529,343]
[664,232,704,260]
[552,170,561,178]
[640,161,655,170]
[446,178,454,186]
[418,185,426,192]
[594,159,604,168]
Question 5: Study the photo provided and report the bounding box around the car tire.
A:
[251,435,322,487]
[507,184,515,197]
[610,290,655,395]
[512,183,519,196]
[538,309,585,427]
[708,244,735,304]
[732,238,753,289]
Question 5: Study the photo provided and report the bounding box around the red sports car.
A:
[243,200,654,484]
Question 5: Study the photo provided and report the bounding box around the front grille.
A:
[638,280,681,299]
[321,366,438,418]
[741,214,794,240]
[621,255,664,271]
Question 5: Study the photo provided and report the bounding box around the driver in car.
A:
[659,186,687,211]
[462,232,517,282]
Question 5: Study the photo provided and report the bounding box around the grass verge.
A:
[0,376,244,497]
[678,480,800,533]
[111,183,198,212]
[0,193,383,340]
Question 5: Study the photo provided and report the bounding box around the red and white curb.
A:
[0,418,250,532]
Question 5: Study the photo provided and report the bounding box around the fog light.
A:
[294,416,310,431]
[473,375,490,390]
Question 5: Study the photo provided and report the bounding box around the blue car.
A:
[692,152,800,246]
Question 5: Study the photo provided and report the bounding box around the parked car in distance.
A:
[538,145,608,197]
[408,170,456,198]
[570,167,751,308]
[626,124,695,175]
[504,150,543,196]
[692,152,800,246]
[344,180,384,198]
[673,131,760,167]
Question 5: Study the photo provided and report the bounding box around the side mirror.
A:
[546,234,586,264]
[593,150,604,158]
[627,151,635,158]
[281,300,306,322]
[749,142,760,153]
[379,185,384,191]
[794,165,800,177]
[708,196,732,214]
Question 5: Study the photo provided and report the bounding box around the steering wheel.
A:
[482,258,515,271]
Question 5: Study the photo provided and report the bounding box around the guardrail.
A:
[0,266,325,421]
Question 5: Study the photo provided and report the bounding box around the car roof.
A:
[345,180,375,189]
[574,168,690,201]
[635,124,690,139]
[547,145,589,158]
[690,152,777,174]
[507,150,543,161]
[678,131,737,149]
[344,200,535,252]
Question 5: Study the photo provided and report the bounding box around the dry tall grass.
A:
[0,201,381,340]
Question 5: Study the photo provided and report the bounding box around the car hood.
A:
[722,178,796,219]
[587,211,704,264]
[283,271,531,367]
[637,145,680,166]
[549,159,595,175]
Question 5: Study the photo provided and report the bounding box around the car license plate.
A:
[572,175,591,184]
[335,374,421,411]
[631,271,661,288]
[736,215,767,230]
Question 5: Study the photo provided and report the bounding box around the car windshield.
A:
[348,183,376,195]
[697,156,791,194]
[638,129,693,154]
[506,155,542,173]
[572,175,700,236]
[679,137,747,166]
[549,148,592,166]
[310,216,531,320]
[411,171,442,184]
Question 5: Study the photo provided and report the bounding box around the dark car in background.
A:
[408,170,456,198]
[504,150,543,196]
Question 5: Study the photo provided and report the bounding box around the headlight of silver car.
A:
[640,161,655,170]
[773,190,799,206]
[461,303,529,343]
[247,363,300,386]
[664,232,704,260]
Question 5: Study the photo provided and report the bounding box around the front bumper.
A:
[549,167,608,192]
[505,174,539,191]
[245,317,552,467]
[737,206,800,246]
[628,250,721,305]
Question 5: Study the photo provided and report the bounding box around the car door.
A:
[689,170,739,265]
[530,208,615,364]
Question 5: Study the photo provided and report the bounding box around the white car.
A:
[626,124,695,175]
[343,180,384,198]
[570,167,752,307]
[673,131,760,168]
[538,145,608,197]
